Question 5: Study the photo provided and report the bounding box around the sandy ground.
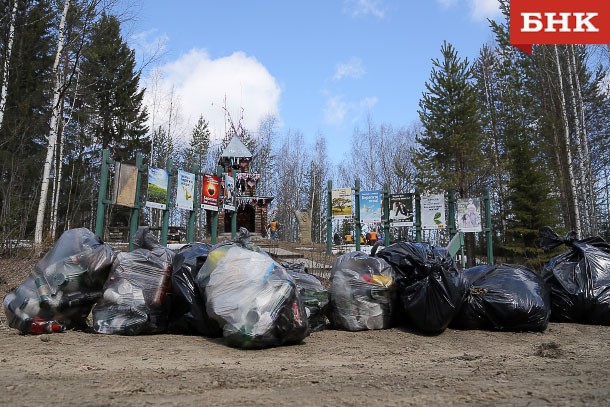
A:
[2,258,610,406]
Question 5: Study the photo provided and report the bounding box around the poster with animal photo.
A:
[201,173,220,211]
[176,170,195,211]
[389,193,414,227]
[145,167,168,210]
[421,194,445,230]
[456,198,482,233]
[360,190,382,224]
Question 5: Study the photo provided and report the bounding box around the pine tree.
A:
[0,0,55,242]
[416,41,484,197]
[487,1,561,265]
[417,41,484,266]
[78,12,149,161]
[184,115,210,171]
[150,126,173,168]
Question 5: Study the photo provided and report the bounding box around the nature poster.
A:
[421,194,445,229]
[202,173,220,211]
[145,167,168,210]
[331,188,353,219]
[360,190,382,223]
[389,193,414,227]
[456,197,482,233]
[176,170,195,210]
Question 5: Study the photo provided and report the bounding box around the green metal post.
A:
[128,153,144,252]
[383,184,390,246]
[160,159,174,246]
[210,166,221,244]
[484,188,494,265]
[326,180,333,254]
[231,210,237,239]
[95,149,110,238]
[415,189,422,243]
[187,164,199,243]
[448,189,456,239]
[354,179,361,251]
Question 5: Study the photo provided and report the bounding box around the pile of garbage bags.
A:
[5,225,610,346]
[3,228,114,334]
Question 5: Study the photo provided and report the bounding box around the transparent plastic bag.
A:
[93,227,174,335]
[329,251,395,331]
[3,228,115,334]
[197,245,309,349]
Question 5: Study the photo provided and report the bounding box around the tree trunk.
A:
[50,116,65,239]
[0,0,18,130]
[565,45,590,236]
[34,0,71,249]
[569,45,597,235]
[553,45,581,237]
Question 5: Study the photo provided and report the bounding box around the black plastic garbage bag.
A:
[93,227,174,335]
[452,264,550,331]
[329,252,395,331]
[376,242,466,334]
[2,228,115,334]
[197,244,309,349]
[540,226,610,325]
[283,263,329,332]
[168,242,222,336]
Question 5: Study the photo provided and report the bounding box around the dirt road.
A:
[1,320,609,406]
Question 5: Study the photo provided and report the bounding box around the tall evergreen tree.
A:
[78,12,149,161]
[0,0,55,243]
[183,114,210,171]
[486,1,561,265]
[416,41,484,197]
[417,41,484,265]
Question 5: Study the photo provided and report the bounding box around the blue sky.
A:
[120,0,502,161]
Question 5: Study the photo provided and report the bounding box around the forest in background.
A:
[1,0,609,268]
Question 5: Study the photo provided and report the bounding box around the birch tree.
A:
[553,44,581,238]
[0,0,18,130]
[34,0,71,248]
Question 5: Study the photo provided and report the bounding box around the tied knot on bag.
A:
[538,226,577,252]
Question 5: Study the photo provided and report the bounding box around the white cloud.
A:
[344,0,385,19]
[469,0,501,21]
[130,29,169,65]
[324,96,348,125]
[436,0,458,10]
[143,49,281,144]
[323,95,378,126]
[436,0,500,21]
[333,57,366,81]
